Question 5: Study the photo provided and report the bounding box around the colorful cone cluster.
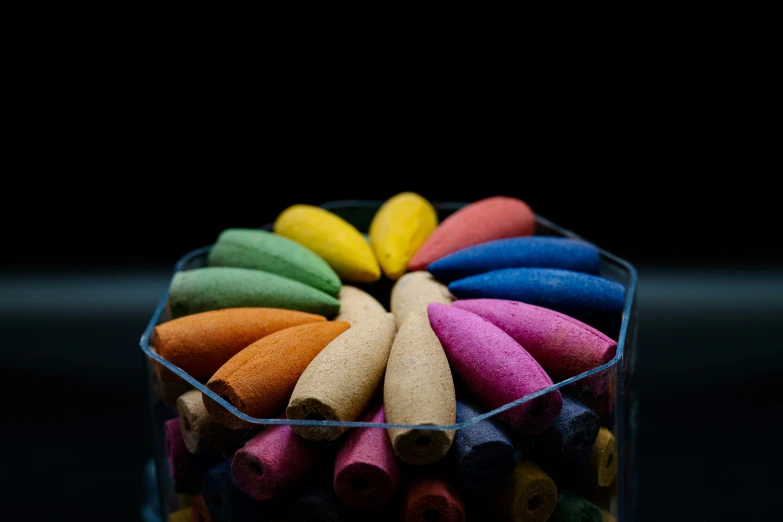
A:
[149,194,626,521]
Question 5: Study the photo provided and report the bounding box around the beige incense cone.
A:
[176,390,238,453]
[384,310,456,465]
[333,285,387,325]
[287,313,396,440]
[390,271,452,329]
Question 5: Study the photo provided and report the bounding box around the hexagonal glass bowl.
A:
[140,200,638,521]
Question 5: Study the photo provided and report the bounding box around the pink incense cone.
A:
[163,419,220,494]
[334,404,402,509]
[452,299,617,394]
[231,423,320,501]
[403,476,465,522]
[408,196,535,271]
[427,303,562,435]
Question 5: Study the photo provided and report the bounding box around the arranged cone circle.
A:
[152,199,630,522]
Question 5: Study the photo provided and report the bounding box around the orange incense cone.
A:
[153,308,327,382]
[205,322,350,428]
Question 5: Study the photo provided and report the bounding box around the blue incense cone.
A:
[202,460,281,522]
[448,268,625,331]
[451,400,517,490]
[535,397,600,464]
[428,237,601,283]
[288,473,349,522]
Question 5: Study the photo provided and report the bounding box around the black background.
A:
[2,179,781,521]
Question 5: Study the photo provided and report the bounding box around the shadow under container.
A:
[140,200,639,521]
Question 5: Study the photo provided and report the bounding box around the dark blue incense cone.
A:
[202,459,281,522]
[428,237,601,282]
[548,492,602,522]
[564,386,615,426]
[534,397,600,464]
[448,268,625,332]
[288,472,350,522]
[449,400,517,490]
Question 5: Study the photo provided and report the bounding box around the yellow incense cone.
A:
[369,192,438,280]
[274,205,380,283]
